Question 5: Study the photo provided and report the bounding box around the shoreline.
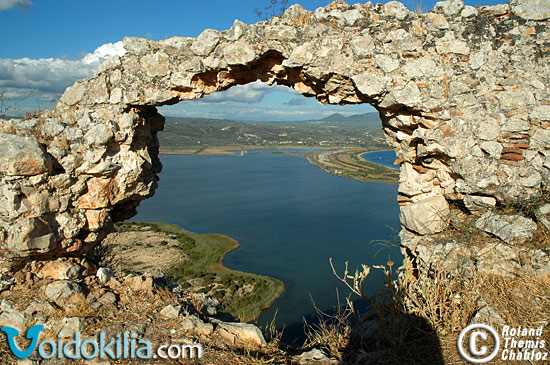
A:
[358,150,400,169]
[160,144,358,156]
[108,222,285,322]
[195,232,285,319]
[159,145,399,184]
[306,148,400,184]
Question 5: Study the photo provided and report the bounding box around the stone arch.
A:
[1,0,549,276]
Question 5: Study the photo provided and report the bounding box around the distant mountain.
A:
[289,112,384,136]
[321,113,348,122]
[320,112,380,124]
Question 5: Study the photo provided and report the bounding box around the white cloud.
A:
[0,41,125,103]
[161,98,375,121]
[285,97,306,106]
[200,80,295,104]
[0,0,32,11]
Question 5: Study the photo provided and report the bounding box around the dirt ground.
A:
[101,226,188,276]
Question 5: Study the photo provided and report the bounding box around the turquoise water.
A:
[132,151,402,343]
[361,150,399,169]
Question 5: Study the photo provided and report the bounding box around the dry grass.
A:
[412,0,424,17]
[316,245,550,364]
[262,309,284,347]
[443,206,491,247]
[303,291,353,359]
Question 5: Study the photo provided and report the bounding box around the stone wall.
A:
[0,0,549,282]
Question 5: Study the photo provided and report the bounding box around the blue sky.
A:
[0,0,506,120]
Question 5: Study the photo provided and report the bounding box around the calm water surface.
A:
[132,151,402,343]
[361,150,398,169]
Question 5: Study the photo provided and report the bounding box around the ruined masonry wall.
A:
[0,0,549,280]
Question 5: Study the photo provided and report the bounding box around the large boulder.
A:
[0,133,52,176]
[40,259,82,281]
[511,0,550,20]
[181,315,214,336]
[475,212,537,244]
[400,196,450,235]
[214,320,266,348]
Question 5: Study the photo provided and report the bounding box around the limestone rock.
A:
[476,212,537,244]
[511,0,550,20]
[124,274,156,293]
[531,128,550,150]
[0,0,549,288]
[383,1,410,20]
[464,195,496,212]
[435,32,469,55]
[24,301,56,317]
[480,141,503,159]
[215,320,266,348]
[349,33,375,58]
[40,260,82,281]
[224,41,257,65]
[160,304,184,319]
[123,37,153,55]
[497,89,535,111]
[293,348,338,364]
[433,0,464,17]
[60,82,86,105]
[461,5,477,18]
[181,315,214,335]
[44,280,84,303]
[393,81,422,108]
[96,267,113,284]
[98,55,122,73]
[191,29,220,56]
[190,293,220,316]
[536,204,550,232]
[84,124,114,146]
[427,13,450,30]
[341,9,363,25]
[90,291,117,310]
[352,71,387,97]
[400,196,450,235]
[7,217,55,253]
[0,299,29,329]
[140,51,170,77]
[58,317,85,337]
[0,134,52,176]
[531,105,550,122]
[225,20,247,41]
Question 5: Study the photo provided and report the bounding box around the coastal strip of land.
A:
[159,144,335,156]
[159,145,400,184]
[102,222,284,322]
[306,149,400,184]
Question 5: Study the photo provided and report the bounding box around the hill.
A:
[158,113,386,153]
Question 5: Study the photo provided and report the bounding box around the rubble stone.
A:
[215,320,267,348]
[0,1,548,296]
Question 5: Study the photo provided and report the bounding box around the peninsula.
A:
[102,222,284,322]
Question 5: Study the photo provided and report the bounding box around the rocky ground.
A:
[0,257,339,364]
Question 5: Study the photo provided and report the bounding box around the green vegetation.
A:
[115,222,284,322]
[158,113,387,153]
